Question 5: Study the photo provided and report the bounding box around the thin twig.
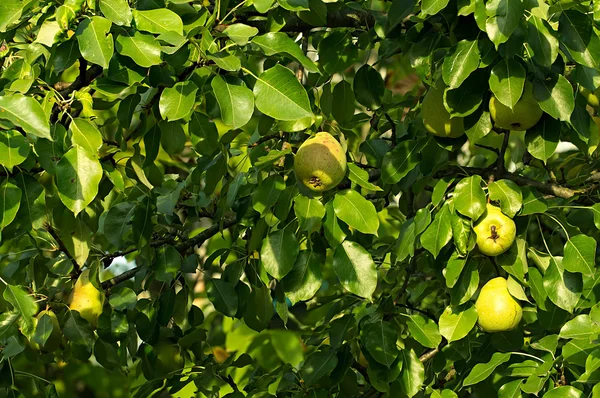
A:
[496,130,510,175]
[44,223,79,275]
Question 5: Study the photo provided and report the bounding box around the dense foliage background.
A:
[0,0,599,396]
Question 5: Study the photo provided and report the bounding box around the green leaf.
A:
[387,0,416,31]
[3,285,37,332]
[421,0,450,17]
[277,0,309,11]
[381,140,421,185]
[333,189,379,235]
[64,311,94,349]
[353,64,385,109]
[488,180,522,218]
[324,201,346,248]
[542,386,584,398]
[69,118,103,156]
[406,314,442,349]
[525,116,560,163]
[543,258,582,313]
[260,227,299,279]
[154,245,181,282]
[558,11,600,69]
[0,94,51,140]
[99,0,132,26]
[318,31,358,75]
[453,175,486,220]
[0,178,21,231]
[56,146,103,216]
[438,303,478,342]
[115,31,162,68]
[498,380,523,398]
[133,8,183,35]
[206,52,241,72]
[485,0,523,47]
[103,202,135,248]
[294,195,325,233]
[13,173,45,231]
[563,235,596,276]
[301,347,338,385]
[333,240,377,299]
[76,17,114,69]
[252,175,285,214]
[0,130,29,170]
[253,65,312,121]
[347,164,383,191]
[282,250,324,304]
[489,58,525,110]
[0,1,26,32]
[463,352,512,386]
[451,211,471,256]
[364,319,400,367]
[331,80,355,125]
[223,24,259,45]
[559,314,600,339]
[211,75,254,129]
[420,205,453,258]
[527,16,558,69]
[442,39,480,89]
[159,81,198,121]
[108,287,137,311]
[252,33,318,73]
[397,349,425,397]
[533,74,575,122]
[206,279,238,317]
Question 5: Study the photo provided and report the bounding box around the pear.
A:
[580,86,600,108]
[476,277,522,332]
[489,81,543,131]
[294,132,347,192]
[69,269,105,328]
[30,310,62,352]
[421,81,465,138]
[212,347,229,364]
[155,341,184,376]
[473,204,516,256]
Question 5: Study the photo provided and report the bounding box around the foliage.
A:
[0,0,599,396]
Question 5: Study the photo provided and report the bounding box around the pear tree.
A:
[0,0,600,397]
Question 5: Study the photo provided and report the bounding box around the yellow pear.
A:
[489,81,543,131]
[294,132,347,192]
[69,269,105,327]
[421,81,465,138]
[476,277,522,332]
[30,310,62,352]
[473,204,516,256]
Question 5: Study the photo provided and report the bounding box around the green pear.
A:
[421,81,465,138]
[69,269,105,328]
[30,310,62,352]
[580,86,600,108]
[475,277,522,332]
[294,132,347,192]
[473,204,516,256]
[489,81,543,131]
[155,341,184,376]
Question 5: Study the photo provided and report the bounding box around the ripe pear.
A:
[294,132,347,192]
[489,81,543,131]
[473,204,516,256]
[69,269,105,328]
[421,81,465,138]
[30,310,62,352]
[476,277,522,332]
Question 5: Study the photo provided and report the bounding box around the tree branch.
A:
[435,166,582,199]
[101,217,239,289]
[44,223,79,275]
[215,7,375,33]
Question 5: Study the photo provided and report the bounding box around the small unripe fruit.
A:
[294,132,347,192]
[421,81,465,138]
